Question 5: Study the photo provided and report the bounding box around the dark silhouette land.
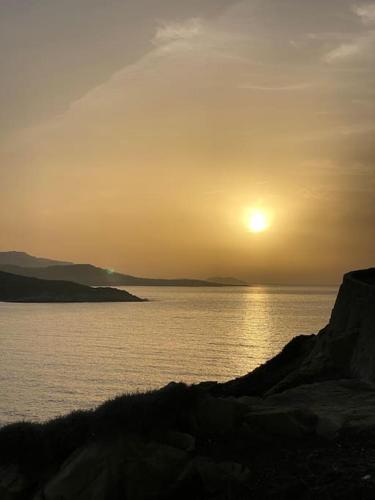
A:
[206,276,249,286]
[0,252,226,287]
[0,271,144,303]
[0,251,73,268]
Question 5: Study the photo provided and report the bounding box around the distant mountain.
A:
[0,251,72,268]
[207,276,248,286]
[0,263,224,287]
[0,271,143,303]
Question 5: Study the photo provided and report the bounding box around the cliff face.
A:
[276,268,375,390]
[327,269,375,381]
[1,268,375,500]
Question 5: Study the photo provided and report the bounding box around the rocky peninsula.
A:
[0,271,143,302]
[1,269,375,498]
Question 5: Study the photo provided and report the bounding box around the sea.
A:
[0,285,337,425]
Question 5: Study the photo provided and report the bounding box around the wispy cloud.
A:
[238,82,314,91]
[324,41,362,62]
[353,3,375,24]
[323,31,375,62]
[296,122,375,142]
[153,18,203,45]
[322,3,375,62]
[307,32,357,41]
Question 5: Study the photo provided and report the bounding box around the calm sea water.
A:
[0,285,337,425]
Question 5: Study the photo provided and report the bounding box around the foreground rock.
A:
[0,271,144,302]
[1,268,375,499]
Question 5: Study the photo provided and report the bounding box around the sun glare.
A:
[248,210,270,233]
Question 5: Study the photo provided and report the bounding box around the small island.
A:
[0,271,144,303]
[1,268,375,498]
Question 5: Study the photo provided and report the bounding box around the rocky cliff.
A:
[1,269,375,499]
[324,268,375,381]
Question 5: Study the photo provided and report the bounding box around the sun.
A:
[248,210,270,233]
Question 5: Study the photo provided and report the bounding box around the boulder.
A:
[191,396,248,437]
[164,431,195,452]
[33,436,189,500]
[193,457,250,494]
[170,456,250,497]
[0,464,32,500]
[261,379,375,436]
[123,441,188,500]
[316,414,343,440]
[33,442,117,500]
[244,407,316,439]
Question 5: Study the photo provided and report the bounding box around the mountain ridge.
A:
[0,255,225,287]
[206,276,248,286]
[0,251,72,268]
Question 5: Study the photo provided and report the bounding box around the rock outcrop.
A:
[220,268,375,397]
[1,268,375,499]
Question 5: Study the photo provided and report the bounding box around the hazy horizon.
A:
[1,0,374,285]
[0,249,343,286]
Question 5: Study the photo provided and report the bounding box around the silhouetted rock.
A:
[2,268,375,498]
[0,271,144,302]
[264,268,375,394]
[220,269,375,397]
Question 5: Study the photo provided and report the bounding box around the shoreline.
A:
[1,268,375,498]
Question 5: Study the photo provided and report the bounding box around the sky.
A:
[1,0,374,284]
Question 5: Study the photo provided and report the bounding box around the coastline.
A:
[1,269,375,498]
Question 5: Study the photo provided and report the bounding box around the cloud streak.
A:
[153,18,203,45]
[353,2,375,24]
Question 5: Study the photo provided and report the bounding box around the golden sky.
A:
[1,0,375,284]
